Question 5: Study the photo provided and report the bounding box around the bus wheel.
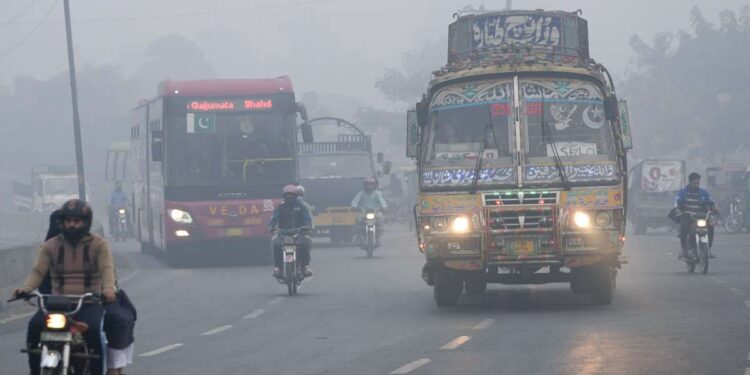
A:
[434,268,462,307]
[464,277,487,295]
[589,264,615,305]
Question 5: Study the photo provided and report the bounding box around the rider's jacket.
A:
[351,190,388,211]
[22,234,116,295]
[110,191,129,207]
[268,200,312,230]
[675,186,714,214]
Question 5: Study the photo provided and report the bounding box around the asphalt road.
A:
[1,226,749,375]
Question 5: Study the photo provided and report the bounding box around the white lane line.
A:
[390,359,431,374]
[139,343,183,357]
[471,319,495,330]
[118,269,142,284]
[242,309,266,320]
[200,324,233,336]
[0,311,35,325]
[269,297,284,305]
[440,335,471,350]
[710,276,729,284]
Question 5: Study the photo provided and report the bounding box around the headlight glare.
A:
[573,211,591,228]
[366,213,376,220]
[451,216,470,233]
[169,209,193,224]
[696,219,707,227]
[46,314,67,329]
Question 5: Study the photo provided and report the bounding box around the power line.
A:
[5,0,338,25]
[0,0,42,30]
[0,0,59,58]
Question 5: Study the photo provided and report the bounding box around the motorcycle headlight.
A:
[594,211,612,227]
[169,209,193,224]
[451,216,470,234]
[366,213,376,220]
[45,314,67,329]
[118,208,126,214]
[696,219,707,228]
[573,211,591,229]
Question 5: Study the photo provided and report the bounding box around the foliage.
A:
[621,6,750,167]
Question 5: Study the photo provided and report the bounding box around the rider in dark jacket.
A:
[268,185,313,278]
[674,172,720,259]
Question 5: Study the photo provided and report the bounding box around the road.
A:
[1,225,749,374]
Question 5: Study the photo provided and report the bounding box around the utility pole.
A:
[63,0,86,200]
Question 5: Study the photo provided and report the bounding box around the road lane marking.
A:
[242,309,266,320]
[390,359,431,374]
[200,325,233,336]
[472,319,495,330]
[118,269,142,284]
[710,276,729,284]
[139,343,183,357]
[0,311,35,325]
[269,297,284,305]
[440,336,471,350]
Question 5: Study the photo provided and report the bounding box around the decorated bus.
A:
[407,10,633,306]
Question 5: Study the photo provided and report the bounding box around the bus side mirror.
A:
[406,109,419,158]
[151,130,163,162]
[301,122,314,143]
[616,100,633,150]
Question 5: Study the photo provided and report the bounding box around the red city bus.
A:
[131,77,310,265]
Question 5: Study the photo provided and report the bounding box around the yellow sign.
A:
[560,188,623,207]
[514,240,535,253]
[420,194,481,214]
[225,228,243,236]
[209,204,262,217]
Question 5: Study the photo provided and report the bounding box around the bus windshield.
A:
[166,112,296,187]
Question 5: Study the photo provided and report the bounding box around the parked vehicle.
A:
[628,160,685,235]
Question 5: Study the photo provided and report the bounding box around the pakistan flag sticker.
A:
[186,113,216,134]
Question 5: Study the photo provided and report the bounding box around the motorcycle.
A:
[679,211,713,274]
[723,195,744,233]
[114,207,128,241]
[8,291,101,375]
[274,227,309,296]
[360,210,379,258]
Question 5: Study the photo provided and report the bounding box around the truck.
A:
[131,77,312,265]
[628,160,685,234]
[12,165,90,213]
[297,117,376,244]
[407,9,633,306]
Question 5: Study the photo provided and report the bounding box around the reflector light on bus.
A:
[175,230,190,237]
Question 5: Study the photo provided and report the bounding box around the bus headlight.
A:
[573,211,591,229]
[696,219,707,228]
[46,314,67,329]
[594,211,612,227]
[451,216,470,233]
[169,209,193,224]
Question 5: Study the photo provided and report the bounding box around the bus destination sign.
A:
[186,99,274,112]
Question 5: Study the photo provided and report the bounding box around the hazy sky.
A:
[0,0,747,108]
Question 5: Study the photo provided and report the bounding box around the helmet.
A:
[363,177,378,187]
[282,184,298,196]
[60,199,93,221]
[296,185,305,196]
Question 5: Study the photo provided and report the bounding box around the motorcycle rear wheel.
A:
[366,232,374,258]
[286,264,295,296]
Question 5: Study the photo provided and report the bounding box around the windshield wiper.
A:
[470,107,499,194]
[540,95,571,190]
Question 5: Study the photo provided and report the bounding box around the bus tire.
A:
[434,268,461,307]
[589,264,615,305]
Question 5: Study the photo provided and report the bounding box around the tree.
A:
[375,39,446,103]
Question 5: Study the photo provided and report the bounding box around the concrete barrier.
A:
[0,244,37,311]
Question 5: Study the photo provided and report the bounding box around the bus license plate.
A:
[514,240,535,254]
[41,332,71,342]
[225,228,243,236]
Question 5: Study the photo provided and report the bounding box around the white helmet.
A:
[296,185,305,196]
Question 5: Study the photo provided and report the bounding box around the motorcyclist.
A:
[296,185,313,217]
[12,199,116,375]
[351,177,388,245]
[109,182,129,235]
[674,172,720,259]
[268,185,313,279]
